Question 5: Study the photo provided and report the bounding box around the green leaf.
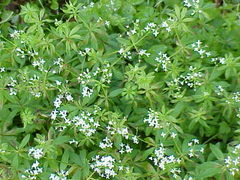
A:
[171,102,186,117]
[174,5,181,19]
[109,88,123,97]
[72,169,82,179]
[209,69,223,81]
[195,162,222,179]
[60,150,69,170]
[210,144,224,160]
[12,154,19,168]
[129,0,144,5]
[79,150,87,166]
[70,152,81,166]
[225,68,232,79]
[50,0,59,10]
[0,11,13,24]
[54,136,71,145]
[19,134,30,149]
[140,147,155,161]
[219,122,231,134]
[70,25,81,36]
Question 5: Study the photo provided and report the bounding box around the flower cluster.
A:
[182,70,203,89]
[7,77,18,95]
[191,40,211,58]
[15,47,25,58]
[49,170,69,180]
[82,86,93,97]
[144,22,159,37]
[138,49,150,57]
[168,66,203,91]
[144,109,161,128]
[82,2,95,9]
[187,139,204,158]
[183,0,200,8]
[78,68,92,85]
[170,168,182,178]
[53,58,64,74]
[161,18,174,32]
[77,64,112,98]
[28,147,44,159]
[183,0,202,15]
[90,155,117,179]
[53,93,73,109]
[21,161,43,180]
[118,48,132,60]
[125,19,140,36]
[69,139,78,145]
[211,57,226,65]
[52,104,101,135]
[215,85,224,96]
[98,64,112,84]
[149,144,181,170]
[0,67,5,73]
[155,52,171,72]
[225,144,240,176]
[232,92,240,103]
[69,111,100,136]
[32,58,46,72]
[106,119,130,139]
[131,135,139,144]
[119,143,133,154]
[10,29,24,39]
[78,48,91,57]
[28,75,44,98]
[99,137,113,149]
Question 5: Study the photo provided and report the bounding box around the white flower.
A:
[138,49,150,57]
[28,147,44,159]
[105,21,110,26]
[153,30,159,37]
[99,137,113,149]
[161,132,166,138]
[82,86,93,97]
[192,138,199,144]
[118,48,125,55]
[131,29,137,34]
[55,80,62,86]
[85,48,91,53]
[150,145,181,170]
[132,135,139,144]
[70,111,99,136]
[10,30,23,39]
[50,109,58,120]
[155,52,171,71]
[65,94,73,101]
[119,143,133,154]
[0,67,5,72]
[144,109,161,128]
[49,170,68,180]
[69,139,78,145]
[54,58,63,66]
[53,96,63,108]
[22,161,43,179]
[90,155,117,179]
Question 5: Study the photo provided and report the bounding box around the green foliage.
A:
[0,0,240,179]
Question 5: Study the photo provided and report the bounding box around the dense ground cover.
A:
[0,0,240,179]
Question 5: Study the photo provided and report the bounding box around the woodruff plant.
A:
[0,0,240,179]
